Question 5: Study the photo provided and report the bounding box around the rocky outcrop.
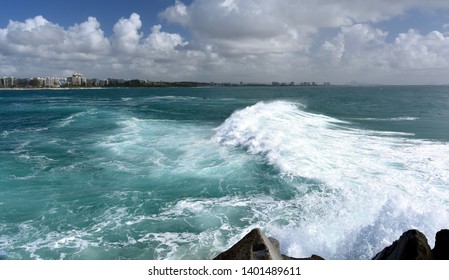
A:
[372,229,449,260]
[372,230,433,260]
[432,229,449,260]
[214,228,449,260]
[214,228,284,260]
[213,228,323,260]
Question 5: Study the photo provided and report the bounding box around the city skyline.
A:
[0,71,332,88]
[2,1,449,84]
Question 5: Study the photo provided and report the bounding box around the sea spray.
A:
[213,100,449,258]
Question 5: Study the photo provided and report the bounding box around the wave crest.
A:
[213,100,449,259]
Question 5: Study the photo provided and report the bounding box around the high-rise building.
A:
[0,77,17,87]
[30,77,46,87]
[67,73,87,86]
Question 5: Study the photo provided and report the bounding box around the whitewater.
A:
[0,86,448,260]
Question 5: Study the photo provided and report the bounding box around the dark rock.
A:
[372,229,433,260]
[214,228,283,260]
[214,227,448,261]
[432,229,449,260]
[213,228,324,260]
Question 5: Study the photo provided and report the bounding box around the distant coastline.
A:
[4,72,449,89]
[0,87,106,91]
[1,72,333,89]
[0,80,333,89]
[2,84,449,90]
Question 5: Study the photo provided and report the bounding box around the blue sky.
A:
[1,0,449,84]
[373,8,449,41]
[0,0,191,36]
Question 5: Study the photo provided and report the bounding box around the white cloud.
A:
[106,14,199,79]
[156,0,449,83]
[5,16,64,46]
[112,13,142,54]
[316,23,449,83]
[0,16,64,57]
[318,24,388,67]
[160,0,189,26]
[0,55,16,76]
[161,0,449,41]
[144,25,186,53]
[65,17,110,55]
[0,15,109,61]
[319,23,449,71]
[391,29,449,69]
[0,13,195,79]
[160,0,314,55]
[2,2,449,83]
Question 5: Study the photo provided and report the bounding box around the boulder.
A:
[214,228,283,260]
[432,229,449,260]
[214,227,448,260]
[213,228,324,260]
[372,229,433,260]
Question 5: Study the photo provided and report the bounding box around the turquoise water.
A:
[1,86,449,260]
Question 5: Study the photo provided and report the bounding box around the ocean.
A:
[1,86,448,260]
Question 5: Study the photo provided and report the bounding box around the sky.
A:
[2,0,449,84]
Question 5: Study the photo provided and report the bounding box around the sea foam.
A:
[213,101,449,259]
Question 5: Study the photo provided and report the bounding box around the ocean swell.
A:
[213,100,449,259]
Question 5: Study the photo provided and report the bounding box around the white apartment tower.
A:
[67,73,86,86]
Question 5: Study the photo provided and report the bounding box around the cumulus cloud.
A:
[0,16,64,57]
[318,24,449,71]
[0,13,195,79]
[5,16,64,46]
[160,0,449,47]
[316,23,449,83]
[65,17,110,55]
[160,0,313,55]
[318,24,388,67]
[144,25,186,52]
[112,13,142,53]
[156,0,449,83]
[0,15,109,61]
[2,1,449,84]
[391,29,449,69]
[165,0,446,83]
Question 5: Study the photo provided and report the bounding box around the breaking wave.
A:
[213,101,449,259]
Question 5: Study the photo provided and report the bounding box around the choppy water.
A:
[1,86,449,260]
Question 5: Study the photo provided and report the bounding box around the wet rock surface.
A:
[214,228,449,260]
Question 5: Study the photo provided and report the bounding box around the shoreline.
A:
[1,84,449,91]
[0,87,106,91]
